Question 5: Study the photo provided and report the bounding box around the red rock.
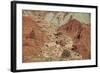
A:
[57,19,82,39]
[22,16,49,62]
[57,19,91,59]
[77,25,91,59]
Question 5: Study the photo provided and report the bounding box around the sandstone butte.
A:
[57,19,91,59]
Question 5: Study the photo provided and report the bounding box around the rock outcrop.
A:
[23,16,49,62]
[22,11,91,62]
[57,19,91,59]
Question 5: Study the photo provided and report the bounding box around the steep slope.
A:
[57,19,91,59]
[23,16,49,62]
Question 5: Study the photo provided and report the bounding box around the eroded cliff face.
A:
[22,10,91,62]
[23,16,49,62]
[57,18,91,59]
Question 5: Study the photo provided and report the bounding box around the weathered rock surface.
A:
[22,11,91,62]
[57,18,82,39]
[23,16,49,62]
[57,19,91,59]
